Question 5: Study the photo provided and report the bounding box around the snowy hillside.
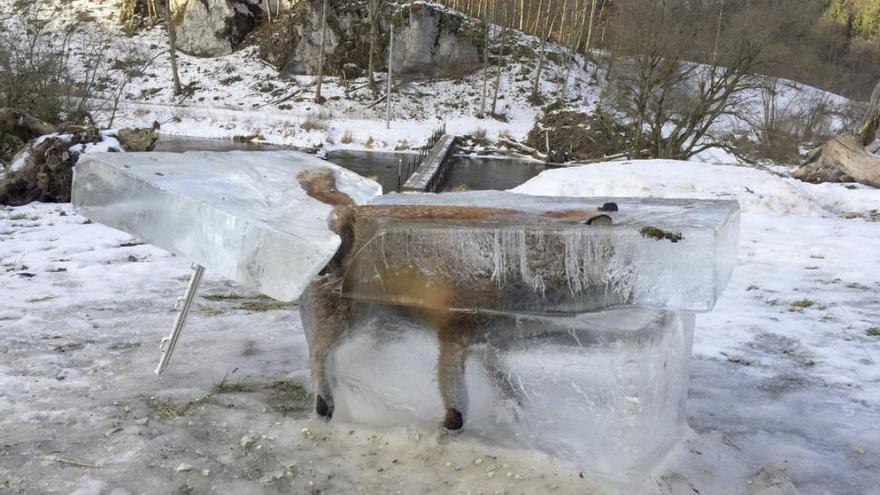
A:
[2,160,878,494]
[0,0,855,161]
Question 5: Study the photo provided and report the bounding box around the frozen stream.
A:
[153,135,547,193]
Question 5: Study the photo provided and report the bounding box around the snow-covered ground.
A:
[2,160,878,494]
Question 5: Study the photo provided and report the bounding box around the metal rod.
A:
[155,263,205,375]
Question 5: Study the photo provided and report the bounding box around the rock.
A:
[176,463,193,472]
[342,63,363,80]
[391,3,481,77]
[258,0,483,78]
[746,464,800,495]
[116,123,160,152]
[240,435,255,449]
[175,0,264,57]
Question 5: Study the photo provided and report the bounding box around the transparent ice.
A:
[345,191,740,313]
[308,191,739,487]
[72,151,381,301]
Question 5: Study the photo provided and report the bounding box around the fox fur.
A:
[297,169,611,430]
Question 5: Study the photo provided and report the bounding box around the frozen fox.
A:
[298,169,613,430]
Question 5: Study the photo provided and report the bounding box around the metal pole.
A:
[155,263,205,375]
[386,23,394,129]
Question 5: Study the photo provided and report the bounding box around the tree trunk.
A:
[795,134,880,188]
[532,15,555,101]
[164,0,183,95]
[491,24,506,115]
[314,0,328,104]
[368,0,378,98]
[860,80,880,146]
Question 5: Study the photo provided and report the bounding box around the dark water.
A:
[153,136,547,192]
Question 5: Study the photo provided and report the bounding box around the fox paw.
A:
[316,395,334,420]
[443,408,464,431]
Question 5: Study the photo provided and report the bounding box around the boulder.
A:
[258,0,483,78]
[391,3,481,77]
[174,0,264,57]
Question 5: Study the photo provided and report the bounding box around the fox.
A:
[297,169,614,430]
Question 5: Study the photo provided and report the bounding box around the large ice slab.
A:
[312,302,695,486]
[342,191,739,313]
[72,151,381,301]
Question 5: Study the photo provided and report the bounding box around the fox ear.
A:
[586,214,613,226]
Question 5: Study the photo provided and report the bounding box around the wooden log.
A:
[795,134,880,188]
[860,81,880,146]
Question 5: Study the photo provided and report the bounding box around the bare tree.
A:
[602,0,762,159]
[314,0,328,104]
[531,13,557,102]
[164,0,183,95]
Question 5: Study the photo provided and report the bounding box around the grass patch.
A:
[640,226,683,243]
[150,394,214,419]
[203,294,294,312]
[199,306,226,317]
[866,327,880,337]
[790,298,816,309]
[237,299,295,312]
[267,380,310,413]
[212,377,252,394]
[152,400,188,418]
[202,294,249,301]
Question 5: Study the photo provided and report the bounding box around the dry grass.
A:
[340,130,354,144]
[301,111,330,132]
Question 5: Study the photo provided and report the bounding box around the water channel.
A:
[153,136,547,193]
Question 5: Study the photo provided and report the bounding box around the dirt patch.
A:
[525,110,637,164]
[0,124,158,206]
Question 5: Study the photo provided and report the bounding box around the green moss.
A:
[866,327,880,337]
[152,400,187,418]
[639,226,684,243]
[237,299,295,312]
[790,298,816,309]
[267,380,310,413]
[212,377,252,394]
[202,294,248,301]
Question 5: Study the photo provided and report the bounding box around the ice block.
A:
[307,302,695,486]
[341,191,740,313]
[72,151,382,301]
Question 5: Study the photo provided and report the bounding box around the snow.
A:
[2,160,878,493]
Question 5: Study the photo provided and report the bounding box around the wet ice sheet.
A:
[323,303,695,487]
[72,151,381,301]
[344,192,740,313]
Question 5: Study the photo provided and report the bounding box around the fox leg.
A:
[479,347,524,407]
[436,314,482,430]
[302,280,351,420]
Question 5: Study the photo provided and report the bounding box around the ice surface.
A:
[310,302,695,486]
[72,151,381,301]
[342,191,740,313]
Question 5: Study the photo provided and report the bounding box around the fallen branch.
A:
[498,138,547,159]
[795,134,880,188]
[45,455,101,469]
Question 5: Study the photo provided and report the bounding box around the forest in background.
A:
[434,0,880,99]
